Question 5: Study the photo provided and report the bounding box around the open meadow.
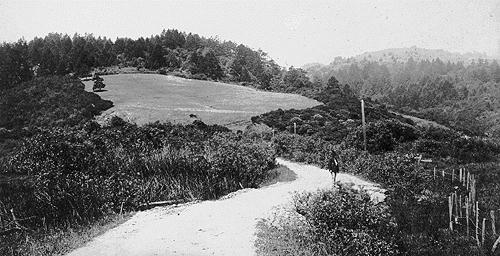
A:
[83,74,320,129]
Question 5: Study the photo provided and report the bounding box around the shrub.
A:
[340,150,490,255]
[2,120,276,234]
[271,132,334,166]
[204,133,276,195]
[0,76,112,130]
[414,126,500,163]
[256,186,399,256]
[346,119,419,153]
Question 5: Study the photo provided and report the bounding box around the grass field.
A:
[83,74,320,129]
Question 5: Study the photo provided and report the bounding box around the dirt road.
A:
[66,158,384,256]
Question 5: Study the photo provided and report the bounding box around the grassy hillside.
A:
[83,74,320,130]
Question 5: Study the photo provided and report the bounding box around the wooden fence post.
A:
[454,192,459,220]
[476,201,480,247]
[449,195,454,231]
[466,172,470,191]
[493,235,500,254]
[482,218,486,247]
[361,99,367,151]
[492,210,497,236]
[10,208,19,228]
[466,196,470,237]
[459,194,463,218]
[463,169,467,187]
[471,176,476,202]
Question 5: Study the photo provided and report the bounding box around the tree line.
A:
[306,57,500,137]
[0,29,317,95]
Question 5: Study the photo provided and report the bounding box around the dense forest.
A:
[305,55,500,137]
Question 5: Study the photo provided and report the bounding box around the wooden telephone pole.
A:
[361,99,367,151]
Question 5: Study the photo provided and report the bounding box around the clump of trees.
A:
[251,79,411,144]
[0,29,318,96]
[0,76,112,141]
[306,57,500,137]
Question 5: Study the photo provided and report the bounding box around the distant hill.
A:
[304,47,493,71]
[302,47,500,138]
[354,46,489,64]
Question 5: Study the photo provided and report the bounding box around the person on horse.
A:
[328,149,340,182]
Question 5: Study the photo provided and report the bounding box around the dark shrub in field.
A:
[204,133,276,194]
[346,119,419,153]
[0,76,112,130]
[271,132,334,166]
[0,76,113,161]
[414,126,500,163]
[251,97,412,143]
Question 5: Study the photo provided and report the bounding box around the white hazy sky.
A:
[1,0,499,66]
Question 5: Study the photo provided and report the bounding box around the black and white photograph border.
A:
[1,1,499,255]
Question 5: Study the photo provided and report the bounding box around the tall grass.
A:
[0,121,276,255]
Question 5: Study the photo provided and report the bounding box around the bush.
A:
[256,186,399,256]
[2,120,276,233]
[252,99,412,143]
[0,76,112,130]
[414,126,500,163]
[346,119,419,153]
[340,150,489,255]
[271,132,334,166]
[204,133,276,194]
[190,73,209,81]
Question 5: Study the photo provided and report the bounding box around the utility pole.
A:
[361,99,367,151]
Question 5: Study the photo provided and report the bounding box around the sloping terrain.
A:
[389,111,450,130]
[66,158,384,256]
[83,74,320,130]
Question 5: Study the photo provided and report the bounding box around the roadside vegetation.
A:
[0,75,280,255]
[0,118,277,255]
[250,72,500,255]
[256,185,399,256]
[254,115,500,255]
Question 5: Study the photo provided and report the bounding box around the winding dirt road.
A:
[66,158,384,256]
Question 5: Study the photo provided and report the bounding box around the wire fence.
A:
[418,159,500,253]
